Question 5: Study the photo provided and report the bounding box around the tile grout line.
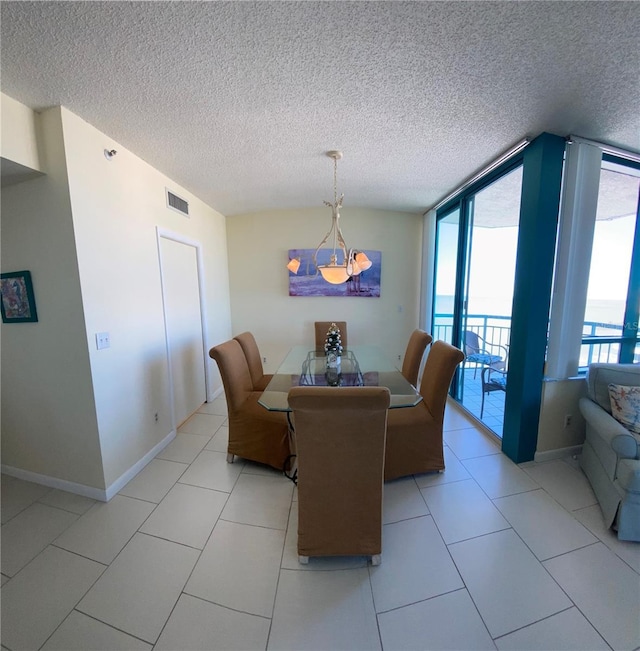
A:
[264,493,296,650]
[35,548,109,651]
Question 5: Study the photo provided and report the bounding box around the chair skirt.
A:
[384,402,444,481]
[227,392,291,470]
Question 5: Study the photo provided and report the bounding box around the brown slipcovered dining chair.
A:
[401,329,433,387]
[209,339,290,470]
[314,321,348,352]
[233,331,272,391]
[384,340,464,481]
[288,386,390,565]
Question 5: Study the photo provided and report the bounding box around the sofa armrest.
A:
[612,434,640,458]
[579,397,640,460]
[617,459,640,494]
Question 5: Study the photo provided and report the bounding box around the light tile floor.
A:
[2,398,639,651]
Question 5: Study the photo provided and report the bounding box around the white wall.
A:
[60,108,231,489]
[1,100,232,496]
[537,378,587,456]
[1,106,105,489]
[1,92,42,171]
[226,208,423,370]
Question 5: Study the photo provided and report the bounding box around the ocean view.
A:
[434,295,626,330]
[435,295,631,378]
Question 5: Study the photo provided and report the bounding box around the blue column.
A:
[502,133,566,463]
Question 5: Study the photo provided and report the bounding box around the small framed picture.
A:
[0,270,39,323]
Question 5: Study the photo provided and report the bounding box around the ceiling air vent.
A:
[166,188,189,217]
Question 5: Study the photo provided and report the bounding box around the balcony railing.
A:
[433,313,636,369]
[433,314,511,353]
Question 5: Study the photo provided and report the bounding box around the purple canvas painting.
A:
[288,249,381,297]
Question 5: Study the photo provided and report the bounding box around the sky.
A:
[434,166,639,324]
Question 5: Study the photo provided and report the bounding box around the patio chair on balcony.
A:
[463,330,507,378]
[480,365,507,418]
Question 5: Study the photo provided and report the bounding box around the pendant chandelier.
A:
[287,150,372,285]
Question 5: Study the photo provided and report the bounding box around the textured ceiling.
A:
[1,1,639,216]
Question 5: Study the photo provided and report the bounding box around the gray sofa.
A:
[579,363,640,541]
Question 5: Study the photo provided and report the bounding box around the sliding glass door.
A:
[458,167,522,437]
[432,134,567,462]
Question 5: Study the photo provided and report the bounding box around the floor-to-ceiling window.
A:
[581,155,640,367]
[431,133,566,462]
[433,164,522,438]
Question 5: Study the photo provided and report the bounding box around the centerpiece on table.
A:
[324,322,343,386]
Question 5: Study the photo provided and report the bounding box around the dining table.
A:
[258,344,422,411]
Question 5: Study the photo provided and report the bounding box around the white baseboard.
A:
[207,386,223,404]
[1,429,177,503]
[0,464,110,501]
[104,429,176,501]
[534,445,583,463]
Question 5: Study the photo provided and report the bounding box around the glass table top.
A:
[258,345,422,411]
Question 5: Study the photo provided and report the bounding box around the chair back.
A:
[289,386,390,558]
[209,339,253,413]
[233,331,267,390]
[463,330,481,355]
[586,363,640,413]
[419,340,465,423]
[314,321,348,351]
[401,329,433,386]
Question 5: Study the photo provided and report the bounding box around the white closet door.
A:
[159,236,206,427]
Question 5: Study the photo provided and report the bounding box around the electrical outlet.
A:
[154,412,159,422]
[263,357,267,363]
[95,332,110,350]
[564,414,572,428]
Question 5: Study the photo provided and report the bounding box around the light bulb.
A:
[318,265,350,284]
[354,251,372,271]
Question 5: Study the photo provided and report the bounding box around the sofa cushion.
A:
[586,363,640,413]
[609,384,640,435]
